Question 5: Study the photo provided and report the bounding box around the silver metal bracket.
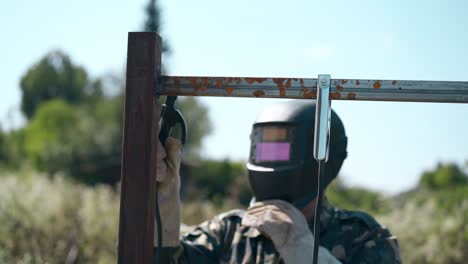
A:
[314,74,332,162]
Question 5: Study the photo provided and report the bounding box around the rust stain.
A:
[356,80,361,86]
[392,80,397,85]
[245,78,267,84]
[373,81,381,89]
[337,85,344,91]
[347,93,356,99]
[189,77,198,88]
[215,79,223,89]
[341,80,348,84]
[300,79,304,85]
[302,87,316,98]
[200,77,209,91]
[272,78,285,89]
[285,79,292,88]
[225,87,234,95]
[330,92,341,99]
[225,77,233,84]
[253,90,265,97]
[272,78,286,97]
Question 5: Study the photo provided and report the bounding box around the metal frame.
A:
[160,76,468,103]
[118,32,468,263]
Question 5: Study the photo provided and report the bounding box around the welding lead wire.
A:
[154,182,163,263]
[312,161,324,264]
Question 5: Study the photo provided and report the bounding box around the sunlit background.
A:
[1,0,467,263]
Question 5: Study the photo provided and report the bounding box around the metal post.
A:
[118,32,162,264]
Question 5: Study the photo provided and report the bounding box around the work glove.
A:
[154,137,182,247]
[242,200,341,264]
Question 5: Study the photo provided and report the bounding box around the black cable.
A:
[154,182,163,263]
[312,161,324,264]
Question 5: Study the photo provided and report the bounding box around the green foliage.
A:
[144,0,212,159]
[379,189,467,264]
[23,97,123,185]
[1,163,467,263]
[187,158,251,205]
[0,128,7,163]
[64,96,123,185]
[143,0,170,54]
[419,163,468,190]
[0,128,27,169]
[20,51,101,119]
[0,172,119,263]
[176,97,212,160]
[24,99,79,173]
[142,1,211,158]
[144,0,161,33]
[3,1,212,186]
[326,178,390,214]
[15,55,125,185]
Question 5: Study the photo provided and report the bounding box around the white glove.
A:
[242,200,341,264]
[154,137,182,247]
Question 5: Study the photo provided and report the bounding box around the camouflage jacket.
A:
[156,201,401,263]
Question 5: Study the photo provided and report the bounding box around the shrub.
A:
[0,172,119,263]
[378,190,467,264]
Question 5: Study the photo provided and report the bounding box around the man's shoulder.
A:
[324,206,401,263]
[333,207,382,230]
[324,204,395,243]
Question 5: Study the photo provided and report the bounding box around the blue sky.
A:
[1,0,467,193]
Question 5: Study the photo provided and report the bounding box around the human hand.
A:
[154,137,182,247]
[242,200,341,264]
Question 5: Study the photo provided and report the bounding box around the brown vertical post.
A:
[118,32,161,264]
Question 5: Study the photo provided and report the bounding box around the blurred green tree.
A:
[187,158,249,205]
[0,127,7,164]
[144,0,161,35]
[23,98,124,185]
[142,0,212,160]
[24,99,79,175]
[6,0,211,186]
[0,128,27,169]
[19,51,102,119]
[326,178,390,214]
[176,97,212,160]
[144,0,170,54]
[419,163,468,190]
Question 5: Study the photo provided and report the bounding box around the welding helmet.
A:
[247,100,348,208]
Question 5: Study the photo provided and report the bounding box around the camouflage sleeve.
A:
[347,230,402,264]
[326,208,402,264]
[154,210,241,264]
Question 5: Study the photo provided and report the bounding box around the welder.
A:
[155,100,401,263]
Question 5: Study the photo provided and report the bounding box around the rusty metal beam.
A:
[159,76,468,103]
